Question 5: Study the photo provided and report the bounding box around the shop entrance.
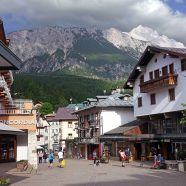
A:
[87,144,99,160]
[134,143,141,160]
[0,135,16,162]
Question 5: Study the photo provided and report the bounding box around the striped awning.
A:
[0,122,25,135]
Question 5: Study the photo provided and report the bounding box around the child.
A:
[48,150,53,168]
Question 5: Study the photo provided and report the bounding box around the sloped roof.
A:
[66,103,84,109]
[124,45,186,89]
[73,93,133,113]
[103,120,143,135]
[54,107,78,120]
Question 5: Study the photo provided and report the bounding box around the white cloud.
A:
[1,0,186,45]
[175,0,184,3]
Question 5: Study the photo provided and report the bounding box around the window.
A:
[45,128,48,133]
[169,63,174,74]
[68,122,73,128]
[163,54,167,58]
[162,66,168,76]
[68,133,73,139]
[59,128,61,133]
[154,69,160,79]
[169,88,175,101]
[138,97,142,107]
[181,59,186,71]
[149,71,153,80]
[45,136,48,140]
[140,75,144,84]
[150,93,156,105]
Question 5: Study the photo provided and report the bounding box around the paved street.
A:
[2,159,186,186]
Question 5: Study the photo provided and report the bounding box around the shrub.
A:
[0,176,10,186]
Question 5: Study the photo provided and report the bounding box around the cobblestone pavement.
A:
[3,159,186,186]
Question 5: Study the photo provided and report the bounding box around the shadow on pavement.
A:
[65,171,186,186]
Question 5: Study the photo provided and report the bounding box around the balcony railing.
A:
[140,74,178,93]
[0,109,32,115]
[78,137,99,144]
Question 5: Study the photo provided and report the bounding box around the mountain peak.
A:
[128,25,185,48]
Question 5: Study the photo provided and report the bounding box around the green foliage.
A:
[12,73,126,110]
[39,102,53,115]
[84,53,136,66]
[74,36,121,54]
[180,103,186,125]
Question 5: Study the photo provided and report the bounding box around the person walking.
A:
[43,151,48,163]
[119,150,126,167]
[92,150,97,166]
[58,147,63,168]
[38,150,43,164]
[48,150,54,168]
[125,147,130,163]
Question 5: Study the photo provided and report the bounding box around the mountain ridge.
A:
[8,25,185,79]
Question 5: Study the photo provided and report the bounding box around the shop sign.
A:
[0,120,37,125]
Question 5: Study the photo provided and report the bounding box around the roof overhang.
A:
[0,41,22,70]
[124,45,186,89]
[0,122,25,135]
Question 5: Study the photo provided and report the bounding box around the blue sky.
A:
[166,0,186,13]
[1,0,186,45]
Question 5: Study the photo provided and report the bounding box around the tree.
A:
[39,102,53,115]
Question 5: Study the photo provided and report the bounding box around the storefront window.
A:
[0,135,16,162]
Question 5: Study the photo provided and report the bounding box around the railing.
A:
[78,137,99,144]
[37,123,44,128]
[140,74,178,93]
[0,109,32,115]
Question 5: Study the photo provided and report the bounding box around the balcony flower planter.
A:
[0,176,10,186]
[17,160,28,172]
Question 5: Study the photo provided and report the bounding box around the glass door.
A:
[0,135,16,162]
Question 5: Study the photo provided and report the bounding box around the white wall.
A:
[17,132,38,169]
[61,120,78,148]
[101,108,135,134]
[134,53,186,117]
[17,134,28,161]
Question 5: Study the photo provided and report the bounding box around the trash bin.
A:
[177,161,185,172]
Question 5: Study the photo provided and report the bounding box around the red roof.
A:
[54,107,77,121]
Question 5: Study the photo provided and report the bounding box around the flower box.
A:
[0,176,10,186]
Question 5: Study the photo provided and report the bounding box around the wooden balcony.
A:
[140,74,178,93]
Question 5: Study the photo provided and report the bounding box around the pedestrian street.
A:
[3,159,186,186]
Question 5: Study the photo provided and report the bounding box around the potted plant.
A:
[0,176,10,186]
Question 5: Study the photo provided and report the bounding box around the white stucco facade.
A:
[60,121,78,148]
[101,108,135,134]
[133,53,186,117]
[17,131,37,169]
[17,135,28,161]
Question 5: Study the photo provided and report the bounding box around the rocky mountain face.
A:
[8,25,185,79]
